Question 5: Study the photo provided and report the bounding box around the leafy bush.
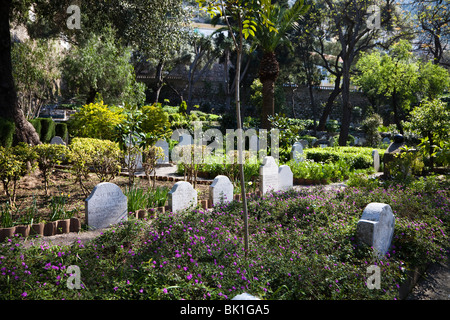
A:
[0,143,37,204]
[140,104,172,145]
[33,143,67,195]
[67,101,125,141]
[68,138,122,195]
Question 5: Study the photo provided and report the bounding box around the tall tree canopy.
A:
[1,0,188,145]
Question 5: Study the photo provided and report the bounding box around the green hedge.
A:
[0,117,15,148]
[304,147,384,170]
[31,118,56,143]
[29,119,42,138]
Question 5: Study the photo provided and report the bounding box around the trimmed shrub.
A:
[36,118,56,143]
[29,119,42,139]
[0,117,15,148]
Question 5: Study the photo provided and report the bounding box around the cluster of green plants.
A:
[303,147,384,171]
[1,177,448,300]
[123,184,170,213]
[286,158,373,182]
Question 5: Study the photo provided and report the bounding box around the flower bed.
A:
[1,178,448,300]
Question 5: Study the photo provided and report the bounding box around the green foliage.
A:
[61,27,146,106]
[35,118,56,143]
[268,113,305,163]
[68,138,122,195]
[68,100,125,141]
[11,39,61,119]
[124,185,169,212]
[408,98,450,168]
[33,144,67,196]
[140,104,172,145]
[0,117,15,148]
[0,143,37,204]
[361,113,383,147]
[303,147,378,170]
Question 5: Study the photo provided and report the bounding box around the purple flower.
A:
[21,292,27,298]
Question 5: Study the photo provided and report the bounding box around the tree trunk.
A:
[153,59,165,103]
[259,52,279,130]
[338,64,351,146]
[0,0,40,145]
[317,74,341,131]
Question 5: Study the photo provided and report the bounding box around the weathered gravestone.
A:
[155,139,169,164]
[168,181,197,213]
[278,165,293,191]
[383,134,406,176]
[356,202,395,257]
[291,142,304,163]
[50,136,66,146]
[382,137,391,145]
[85,182,128,229]
[209,175,234,206]
[372,150,380,172]
[259,156,279,194]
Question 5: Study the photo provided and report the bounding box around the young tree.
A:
[197,0,277,255]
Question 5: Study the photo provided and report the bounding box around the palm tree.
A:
[253,0,309,129]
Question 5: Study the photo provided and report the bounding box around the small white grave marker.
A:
[278,165,293,191]
[209,175,234,206]
[168,181,197,213]
[356,202,395,257]
[259,156,279,194]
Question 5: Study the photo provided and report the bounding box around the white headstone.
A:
[278,165,293,191]
[291,142,304,163]
[249,134,259,152]
[259,156,279,194]
[155,140,169,164]
[232,293,261,300]
[50,136,66,146]
[372,150,380,172]
[85,182,128,230]
[356,203,395,257]
[209,175,234,206]
[168,181,197,213]
[179,133,193,146]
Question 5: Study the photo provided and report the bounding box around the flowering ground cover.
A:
[0,177,448,300]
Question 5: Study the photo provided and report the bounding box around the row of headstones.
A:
[85,181,395,259]
[85,156,292,227]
